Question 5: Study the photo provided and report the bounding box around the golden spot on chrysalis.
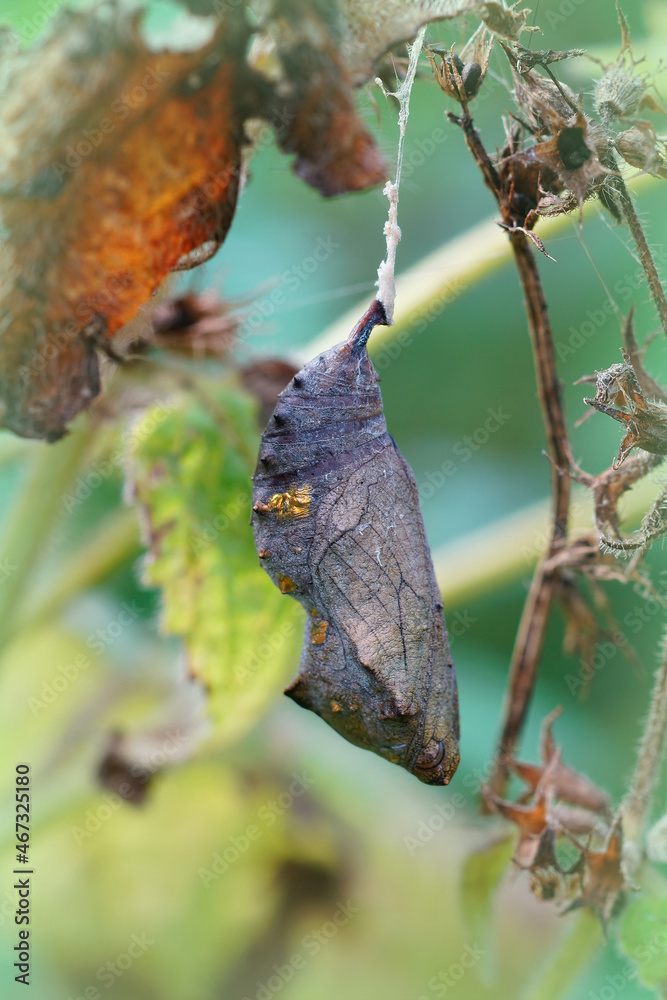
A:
[331,701,341,712]
[311,621,329,645]
[278,573,296,594]
[254,484,312,519]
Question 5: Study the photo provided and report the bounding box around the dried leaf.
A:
[531,110,611,208]
[240,359,299,428]
[565,818,628,926]
[0,7,250,439]
[263,0,387,196]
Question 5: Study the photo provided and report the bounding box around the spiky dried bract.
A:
[483,715,622,919]
[252,301,460,785]
[585,357,667,468]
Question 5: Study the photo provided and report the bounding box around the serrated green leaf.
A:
[128,380,301,746]
[618,885,667,990]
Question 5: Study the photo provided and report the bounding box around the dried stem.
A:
[448,109,571,795]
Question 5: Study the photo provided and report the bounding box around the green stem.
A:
[522,909,602,1000]
[0,419,93,648]
[432,474,658,609]
[9,507,140,640]
[622,624,667,861]
[302,176,655,361]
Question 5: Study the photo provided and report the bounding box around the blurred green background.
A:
[1,1,667,998]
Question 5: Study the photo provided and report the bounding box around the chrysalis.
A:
[251,300,460,784]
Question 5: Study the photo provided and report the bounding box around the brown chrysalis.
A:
[251,300,460,784]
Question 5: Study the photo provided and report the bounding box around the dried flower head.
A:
[593,3,664,127]
[616,124,667,178]
[428,25,493,103]
[584,354,667,468]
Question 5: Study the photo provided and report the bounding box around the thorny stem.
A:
[493,231,571,789]
[448,110,571,795]
[608,168,667,341]
[622,626,667,867]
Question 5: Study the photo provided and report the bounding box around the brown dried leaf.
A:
[0,7,250,439]
[483,783,549,868]
[262,0,386,196]
[565,817,629,926]
[240,358,300,427]
[147,291,240,358]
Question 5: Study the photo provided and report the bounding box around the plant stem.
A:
[305,176,654,361]
[491,233,571,787]
[622,625,667,861]
[610,170,667,340]
[0,419,93,649]
[446,108,571,793]
[9,507,140,640]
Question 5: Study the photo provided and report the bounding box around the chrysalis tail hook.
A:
[346,299,388,356]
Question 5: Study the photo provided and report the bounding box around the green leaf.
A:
[522,909,601,1000]
[128,380,301,746]
[461,830,514,967]
[618,883,667,991]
